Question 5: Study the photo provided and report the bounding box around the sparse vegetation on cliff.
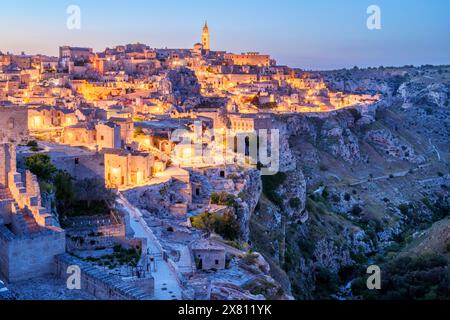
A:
[352,253,450,300]
[261,172,287,208]
[190,211,241,241]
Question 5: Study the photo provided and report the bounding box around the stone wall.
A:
[54,254,153,300]
[50,153,105,181]
[65,221,128,252]
[0,199,13,223]
[0,225,66,282]
[0,106,29,144]
[0,143,16,188]
[192,248,226,270]
[8,169,53,227]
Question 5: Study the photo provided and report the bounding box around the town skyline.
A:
[0,0,449,305]
[1,0,449,70]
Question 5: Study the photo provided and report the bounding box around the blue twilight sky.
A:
[0,0,449,70]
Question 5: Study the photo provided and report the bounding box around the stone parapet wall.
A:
[54,254,153,300]
[8,170,52,227]
[0,226,66,282]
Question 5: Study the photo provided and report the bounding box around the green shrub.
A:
[353,253,450,300]
[25,154,57,181]
[262,172,287,208]
[398,203,410,215]
[54,170,74,215]
[242,252,259,265]
[289,197,302,209]
[313,267,340,299]
[351,205,363,216]
[210,192,238,209]
[191,211,241,241]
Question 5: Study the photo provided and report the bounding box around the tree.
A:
[75,178,115,209]
[353,253,450,300]
[210,192,238,208]
[190,211,241,241]
[191,211,216,234]
[54,171,74,215]
[25,154,56,181]
[262,172,287,208]
[214,212,241,241]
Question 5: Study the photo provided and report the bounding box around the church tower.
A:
[202,21,210,51]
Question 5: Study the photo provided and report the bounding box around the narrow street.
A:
[116,194,182,300]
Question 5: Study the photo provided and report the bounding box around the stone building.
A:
[104,149,154,189]
[108,117,134,147]
[0,105,29,143]
[59,46,93,70]
[224,52,273,67]
[223,73,258,86]
[62,122,97,148]
[28,105,78,130]
[190,239,226,271]
[228,113,273,133]
[96,122,122,150]
[202,21,210,51]
[0,143,65,282]
[62,121,121,150]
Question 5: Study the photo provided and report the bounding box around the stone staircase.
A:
[1,185,44,235]
[0,188,14,215]
[0,187,13,200]
[10,208,41,236]
[23,213,41,234]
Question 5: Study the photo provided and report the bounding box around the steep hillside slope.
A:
[251,65,449,299]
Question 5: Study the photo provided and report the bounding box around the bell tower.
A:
[202,21,210,51]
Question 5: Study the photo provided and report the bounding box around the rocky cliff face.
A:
[365,129,425,163]
[123,180,172,216]
[276,111,366,165]
[398,81,449,109]
[189,166,262,242]
[251,65,449,300]
[234,169,262,241]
